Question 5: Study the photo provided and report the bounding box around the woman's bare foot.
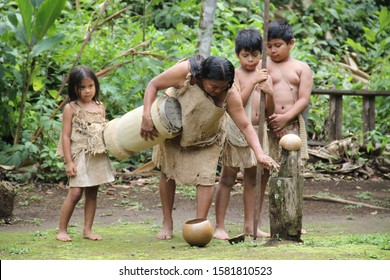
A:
[56,232,72,242]
[213,228,229,240]
[156,227,173,240]
[83,231,102,241]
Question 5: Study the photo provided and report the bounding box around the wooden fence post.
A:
[328,95,343,141]
[362,96,375,145]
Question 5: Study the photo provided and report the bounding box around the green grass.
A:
[1,222,389,260]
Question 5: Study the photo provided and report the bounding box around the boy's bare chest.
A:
[271,66,300,88]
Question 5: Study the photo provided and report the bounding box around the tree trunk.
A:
[0,181,16,218]
[269,149,303,242]
[197,0,217,58]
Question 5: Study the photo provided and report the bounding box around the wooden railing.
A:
[309,89,390,143]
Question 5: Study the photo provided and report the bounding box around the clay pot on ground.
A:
[182,218,213,247]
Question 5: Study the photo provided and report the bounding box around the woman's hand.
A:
[140,113,159,141]
[257,153,280,171]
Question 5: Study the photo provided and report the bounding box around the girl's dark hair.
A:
[235,29,263,54]
[67,65,100,102]
[189,55,235,89]
[268,19,294,43]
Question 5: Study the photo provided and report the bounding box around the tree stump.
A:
[269,149,303,242]
[0,181,16,218]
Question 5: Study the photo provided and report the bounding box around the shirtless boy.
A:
[266,20,313,233]
[214,29,275,240]
[266,19,313,142]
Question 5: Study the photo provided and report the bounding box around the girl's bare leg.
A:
[157,173,176,240]
[83,186,101,240]
[56,187,83,242]
[214,166,238,240]
[243,167,270,237]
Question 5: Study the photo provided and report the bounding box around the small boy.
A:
[214,29,275,240]
[266,19,313,234]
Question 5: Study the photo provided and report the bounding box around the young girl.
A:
[56,66,115,242]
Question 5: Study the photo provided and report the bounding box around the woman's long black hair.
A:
[189,55,235,89]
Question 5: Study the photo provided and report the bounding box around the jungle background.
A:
[0,0,390,262]
[0,0,389,183]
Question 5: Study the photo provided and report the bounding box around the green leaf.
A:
[363,27,376,43]
[32,76,44,91]
[346,38,366,53]
[31,33,65,57]
[15,24,29,46]
[48,89,62,101]
[327,8,339,19]
[16,0,33,45]
[33,0,66,41]
[379,7,390,30]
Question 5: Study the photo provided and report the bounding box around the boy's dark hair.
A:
[189,55,235,89]
[268,19,294,43]
[234,29,263,54]
[67,65,100,102]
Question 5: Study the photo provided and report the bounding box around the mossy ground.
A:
[1,221,389,260]
[1,178,389,260]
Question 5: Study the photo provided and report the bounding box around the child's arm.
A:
[286,62,312,121]
[101,103,106,119]
[61,104,77,177]
[239,69,275,117]
[259,75,275,117]
[238,68,269,106]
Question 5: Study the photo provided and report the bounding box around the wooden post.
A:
[269,148,303,242]
[253,0,269,240]
[362,96,375,146]
[328,95,343,141]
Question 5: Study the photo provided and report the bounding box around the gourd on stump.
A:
[0,181,16,218]
[269,136,304,242]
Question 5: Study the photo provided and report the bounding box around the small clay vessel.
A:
[182,218,213,247]
[279,134,302,151]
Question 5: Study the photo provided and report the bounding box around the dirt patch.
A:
[1,172,390,235]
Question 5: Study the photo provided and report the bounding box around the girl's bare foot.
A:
[213,228,229,240]
[83,231,102,241]
[156,227,173,240]
[56,232,72,242]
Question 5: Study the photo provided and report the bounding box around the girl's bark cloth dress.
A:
[57,103,115,187]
